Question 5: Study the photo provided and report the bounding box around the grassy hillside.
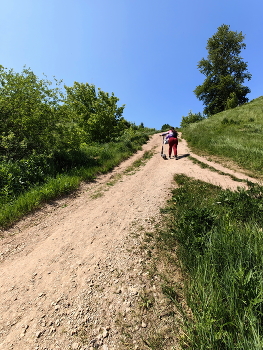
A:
[182,96,263,178]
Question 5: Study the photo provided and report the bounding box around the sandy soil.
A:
[0,133,259,350]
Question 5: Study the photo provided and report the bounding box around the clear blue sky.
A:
[1,0,262,130]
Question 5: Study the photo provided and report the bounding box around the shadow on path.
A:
[177,153,190,160]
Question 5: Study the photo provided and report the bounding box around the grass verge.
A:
[152,174,263,349]
[189,156,247,183]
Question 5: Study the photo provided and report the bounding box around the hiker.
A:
[160,128,172,137]
[160,128,173,144]
[168,127,178,159]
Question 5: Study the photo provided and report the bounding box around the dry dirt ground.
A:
[0,133,260,350]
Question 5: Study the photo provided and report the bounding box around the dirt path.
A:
[0,133,259,350]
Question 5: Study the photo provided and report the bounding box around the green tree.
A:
[194,24,252,116]
[0,66,70,160]
[161,124,170,131]
[180,111,205,128]
[64,82,126,142]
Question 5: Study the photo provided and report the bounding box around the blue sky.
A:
[1,0,262,130]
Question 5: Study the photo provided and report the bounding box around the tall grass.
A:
[159,174,263,349]
[0,130,152,228]
[182,96,263,177]
[0,174,81,227]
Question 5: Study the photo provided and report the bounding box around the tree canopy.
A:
[0,66,129,161]
[161,124,170,131]
[194,24,252,116]
[64,82,126,142]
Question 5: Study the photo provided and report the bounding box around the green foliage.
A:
[0,66,130,162]
[0,128,150,228]
[0,154,53,203]
[161,175,263,349]
[180,111,205,128]
[217,182,263,223]
[182,96,263,177]
[225,91,239,110]
[194,24,252,116]
[0,65,153,226]
[161,124,170,131]
[64,82,126,142]
[0,66,66,159]
[0,174,81,228]
[221,117,240,125]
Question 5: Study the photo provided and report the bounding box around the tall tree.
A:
[194,24,252,116]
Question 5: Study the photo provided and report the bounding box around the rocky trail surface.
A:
[0,133,259,350]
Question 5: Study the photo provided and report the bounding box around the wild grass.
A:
[0,131,153,229]
[0,174,81,227]
[182,96,263,177]
[124,149,155,174]
[189,156,246,183]
[90,150,154,200]
[158,174,263,349]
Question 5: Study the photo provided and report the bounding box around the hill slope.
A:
[182,96,263,179]
[0,133,260,350]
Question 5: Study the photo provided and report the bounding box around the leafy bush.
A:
[180,111,205,128]
[0,154,52,203]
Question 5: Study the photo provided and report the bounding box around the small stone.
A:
[141,321,147,328]
[70,329,78,336]
[71,343,80,350]
[102,329,109,338]
[129,287,139,295]
[49,327,56,334]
